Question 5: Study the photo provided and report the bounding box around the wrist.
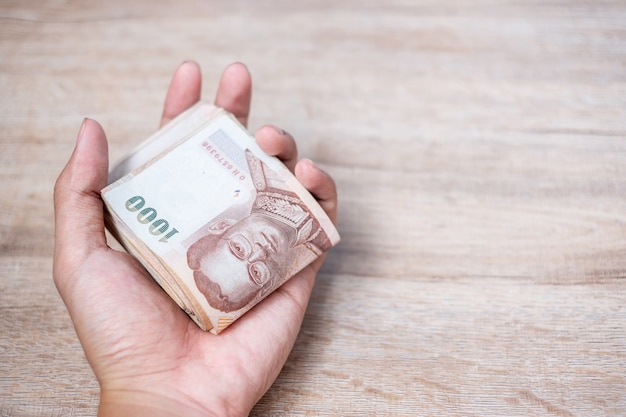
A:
[98,387,244,417]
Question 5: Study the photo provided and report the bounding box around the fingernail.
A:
[302,158,321,172]
[270,125,287,136]
[76,118,88,147]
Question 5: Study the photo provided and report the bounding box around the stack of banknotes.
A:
[102,102,340,334]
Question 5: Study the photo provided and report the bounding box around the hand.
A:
[53,61,338,417]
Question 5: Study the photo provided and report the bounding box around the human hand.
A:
[53,61,338,417]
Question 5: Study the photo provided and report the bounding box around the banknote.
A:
[102,102,340,334]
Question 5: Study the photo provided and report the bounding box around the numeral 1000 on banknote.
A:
[125,195,180,243]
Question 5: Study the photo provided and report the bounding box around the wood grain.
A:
[1,1,624,416]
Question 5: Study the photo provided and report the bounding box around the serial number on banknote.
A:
[125,195,180,243]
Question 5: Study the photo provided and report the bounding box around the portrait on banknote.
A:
[186,150,332,313]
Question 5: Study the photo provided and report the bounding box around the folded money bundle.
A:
[102,102,340,334]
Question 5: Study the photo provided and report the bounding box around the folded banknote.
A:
[101,102,340,333]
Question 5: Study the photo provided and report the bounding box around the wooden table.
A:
[1,1,625,415]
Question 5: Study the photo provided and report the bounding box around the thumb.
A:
[53,119,109,282]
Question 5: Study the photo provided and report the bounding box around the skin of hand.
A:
[53,61,338,417]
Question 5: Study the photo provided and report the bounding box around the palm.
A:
[78,245,319,412]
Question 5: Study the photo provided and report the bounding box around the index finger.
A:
[160,61,202,128]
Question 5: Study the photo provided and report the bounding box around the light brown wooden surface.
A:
[1,1,625,416]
